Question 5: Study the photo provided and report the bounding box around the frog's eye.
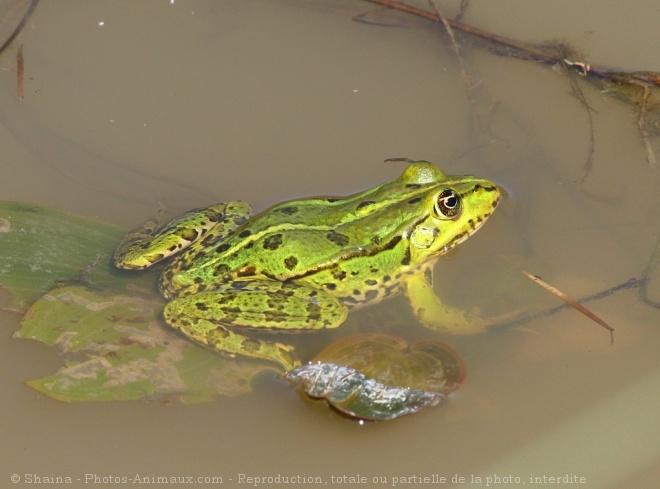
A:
[435,189,461,219]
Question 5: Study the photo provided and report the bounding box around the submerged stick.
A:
[522,271,614,343]
[16,44,23,99]
[0,0,40,56]
[366,0,564,64]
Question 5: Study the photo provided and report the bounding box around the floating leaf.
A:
[13,286,276,403]
[313,333,465,394]
[286,334,466,420]
[0,201,153,313]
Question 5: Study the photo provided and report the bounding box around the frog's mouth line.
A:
[440,209,495,255]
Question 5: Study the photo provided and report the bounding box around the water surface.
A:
[1,1,658,488]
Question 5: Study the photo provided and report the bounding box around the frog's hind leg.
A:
[166,313,301,372]
[163,281,349,371]
[114,201,252,270]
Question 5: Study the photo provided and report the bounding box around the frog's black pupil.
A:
[436,189,461,218]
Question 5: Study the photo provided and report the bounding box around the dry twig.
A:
[16,43,23,99]
[522,271,614,343]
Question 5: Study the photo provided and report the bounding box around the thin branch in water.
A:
[640,233,660,309]
[16,44,24,99]
[366,0,561,63]
[455,0,470,22]
[565,69,597,186]
[428,0,498,137]
[427,2,476,117]
[0,0,40,56]
[636,84,658,168]
[487,278,641,333]
[522,271,614,343]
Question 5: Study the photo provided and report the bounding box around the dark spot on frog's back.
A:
[216,243,231,253]
[262,233,283,250]
[326,230,350,247]
[407,197,422,204]
[306,301,322,319]
[180,228,200,243]
[356,200,375,210]
[277,206,299,216]
[284,256,298,271]
[266,297,285,311]
[166,243,181,253]
[331,267,347,281]
[238,229,252,238]
[364,290,379,302]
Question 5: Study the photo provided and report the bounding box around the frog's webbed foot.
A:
[114,201,252,270]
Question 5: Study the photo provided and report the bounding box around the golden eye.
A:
[435,189,461,219]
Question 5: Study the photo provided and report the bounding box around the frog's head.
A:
[402,161,504,264]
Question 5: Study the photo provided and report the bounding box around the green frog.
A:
[114,161,503,371]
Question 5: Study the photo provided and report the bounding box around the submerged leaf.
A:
[14,285,276,403]
[285,363,443,421]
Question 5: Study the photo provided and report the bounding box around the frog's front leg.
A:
[114,201,252,270]
[164,280,349,371]
[403,267,487,334]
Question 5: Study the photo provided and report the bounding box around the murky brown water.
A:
[1,1,659,488]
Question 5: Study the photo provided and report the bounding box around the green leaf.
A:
[0,201,153,313]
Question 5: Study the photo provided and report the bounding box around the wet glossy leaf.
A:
[14,285,276,403]
[0,201,153,313]
[286,333,466,420]
[285,363,443,421]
